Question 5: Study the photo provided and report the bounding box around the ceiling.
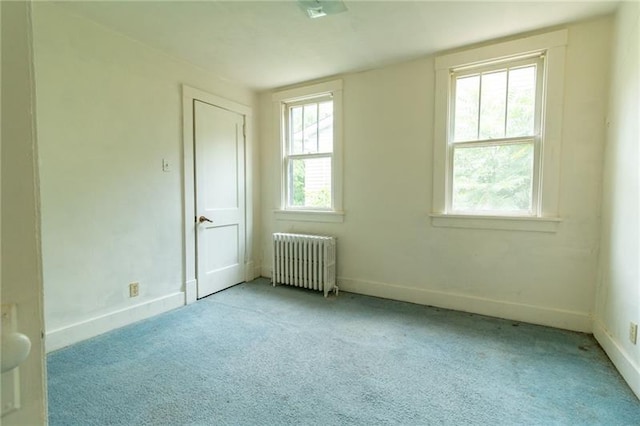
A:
[54,1,619,91]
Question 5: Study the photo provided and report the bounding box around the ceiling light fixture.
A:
[298,0,347,19]
[307,5,327,19]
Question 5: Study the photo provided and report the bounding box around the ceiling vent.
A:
[298,0,348,19]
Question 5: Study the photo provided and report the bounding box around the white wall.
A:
[31,3,259,351]
[1,1,47,423]
[261,17,612,332]
[594,1,640,399]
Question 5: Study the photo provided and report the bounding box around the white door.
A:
[2,1,47,422]
[194,100,246,298]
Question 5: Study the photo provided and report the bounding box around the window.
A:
[432,30,567,232]
[273,80,343,222]
[286,97,333,209]
[450,56,543,215]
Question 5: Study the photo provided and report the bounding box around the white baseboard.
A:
[185,279,197,305]
[45,292,184,353]
[261,265,271,279]
[187,260,257,305]
[245,261,260,282]
[257,265,591,331]
[593,319,640,399]
[338,277,592,332]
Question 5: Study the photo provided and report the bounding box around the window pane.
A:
[454,75,480,141]
[507,66,536,137]
[452,143,534,212]
[318,101,333,153]
[479,70,507,140]
[288,157,332,209]
[303,103,319,154]
[290,106,303,154]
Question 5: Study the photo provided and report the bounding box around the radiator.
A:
[272,233,337,297]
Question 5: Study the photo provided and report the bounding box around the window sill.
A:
[429,213,561,233]
[274,210,345,223]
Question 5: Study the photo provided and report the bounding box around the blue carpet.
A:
[48,278,639,425]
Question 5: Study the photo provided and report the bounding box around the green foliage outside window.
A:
[291,160,306,206]
[453,143,533,212]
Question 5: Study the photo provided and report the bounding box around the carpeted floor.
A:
[47,278,640,425]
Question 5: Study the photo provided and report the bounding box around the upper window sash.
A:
[448,55,544,145]
[285,97,334,156]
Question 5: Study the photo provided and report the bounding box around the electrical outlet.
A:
[129,282,139,298]
[630,322,638,345]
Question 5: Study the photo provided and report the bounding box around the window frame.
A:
[272,80,344,223]
[448,55,545,216]
[284,95,334,210]
[431,30,568,232]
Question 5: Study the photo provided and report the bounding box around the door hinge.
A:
[242,123,246,138]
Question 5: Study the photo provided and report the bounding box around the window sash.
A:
[450,56,544,144]
[449,139,538,215]
[448,138,541,216]
[285,154,333,210]
[285,99,334,154]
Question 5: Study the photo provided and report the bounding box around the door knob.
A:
[1,332,31,373]
[198,216,213,223]
[2,304,31,373]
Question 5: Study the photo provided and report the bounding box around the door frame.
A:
[182,85,253,304]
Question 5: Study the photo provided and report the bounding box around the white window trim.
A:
[432,29,567,232]
[429,213,561,233]
[273,80,344,223]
